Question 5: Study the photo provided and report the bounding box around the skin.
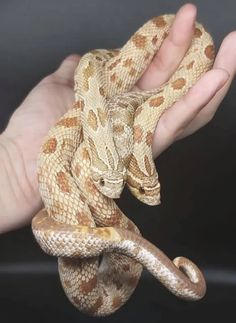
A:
[0,3,235,234]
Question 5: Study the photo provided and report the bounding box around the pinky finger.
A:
[152,68,229,158]
[176,31,236,139]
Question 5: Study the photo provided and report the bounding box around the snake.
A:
[32,14,214,316]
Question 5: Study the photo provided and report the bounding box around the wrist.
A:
[0,133,42,234]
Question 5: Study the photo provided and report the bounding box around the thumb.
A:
[54,54,81,86]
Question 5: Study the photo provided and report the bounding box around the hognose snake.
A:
[32,15,214,316]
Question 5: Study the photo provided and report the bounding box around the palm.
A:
[4,77,75,189]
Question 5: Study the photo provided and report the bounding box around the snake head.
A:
[127,174,161,206]
[91,169,126,199]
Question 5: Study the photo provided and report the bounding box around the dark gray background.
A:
[0,1,236,322]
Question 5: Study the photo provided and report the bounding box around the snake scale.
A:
[32,15,214,316]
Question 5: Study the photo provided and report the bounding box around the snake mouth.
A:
[91,168,126,199]
[139,192,161,206]
[94,176,125,199]
[99,185,124,199]
[127,180,161,205]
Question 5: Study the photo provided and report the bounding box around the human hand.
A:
[0,54,81,232]
[135,3,235,158]
[0,3,235,233]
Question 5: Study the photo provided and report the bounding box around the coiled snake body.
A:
[32,15,214,316]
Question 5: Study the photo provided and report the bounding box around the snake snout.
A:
[132,178,161,206]
[139,190,161,206]
[92,170,126,199]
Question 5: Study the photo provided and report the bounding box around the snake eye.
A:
[99,178,105,186]
[139,187,145,194]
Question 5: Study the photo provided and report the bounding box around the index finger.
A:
[136,3,197,90]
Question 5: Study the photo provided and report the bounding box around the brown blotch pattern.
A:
[77,210,91,226]
[186,60,195,70]
[171,78,186,90]
[61,138,74,151]
[133,125,143,144]
[82,147,90,161]
[80,276,97,295]
[152,16,167,28]
[112,296,123,309]
[162,31,169,40]
[74,164,81,178]
[87,110,98,131]
[123,58,133,67]
[107,58,121,70]
[99,86,106,97]
[132,33,147,49]
[87,296,103,315]
[85,177,97,195]
[205,44,215,60]
[145,131,153,147]
[110,73,117,82]
[74,99,85,111]
[194,27,203,38]
[95,55,103,61]
[63,280,72,288]
[57,117,79,128]
[71,296,80,306]
[144,52,151,61]
[97,108,107,127]
[83,61,95,91]
[112,277,123,290]
[124,154,132,167]
[110,210,122,226]
[152,35,158,45]
[113,124,124,134]
[122,264,130,272]
[129,67,137,76]
[144,155,152,176]
[56,171,71,193]
[149,96,164,107]
[50,200,65,218]
[59,257,75,268]
[42,138,57,154]
[128,154,147,179]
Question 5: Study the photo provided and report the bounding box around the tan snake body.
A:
[74,15,214,205]
[32,14,214,316]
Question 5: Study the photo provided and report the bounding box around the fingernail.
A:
[65,54,80,62]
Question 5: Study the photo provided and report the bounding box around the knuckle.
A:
[158,114,178,141]
[200,110,215,124]
[40,73,57,85]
